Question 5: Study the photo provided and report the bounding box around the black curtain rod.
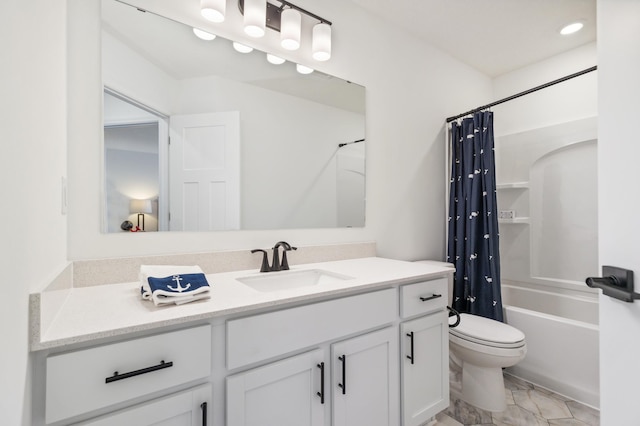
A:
[445,65,597,123]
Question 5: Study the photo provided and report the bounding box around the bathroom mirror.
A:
[102,0,366,233]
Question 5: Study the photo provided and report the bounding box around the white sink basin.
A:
[237,269,353,292]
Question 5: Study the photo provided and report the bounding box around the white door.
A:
[332,327,399,426]
[169,112,240,231]
[76,385,211,426]
[226,349,326,426]
[598,2,640,424]
[400,312,449,426]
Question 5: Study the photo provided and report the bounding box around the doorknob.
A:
[586,266,640,302]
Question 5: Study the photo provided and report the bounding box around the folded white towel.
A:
[139,265,210,306]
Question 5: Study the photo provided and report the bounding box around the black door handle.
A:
[338,355,346,395]
[406,332,414,364]
[201,402,207,426]
[316,362,325,404]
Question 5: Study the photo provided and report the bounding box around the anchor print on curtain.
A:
[447,111,503,321]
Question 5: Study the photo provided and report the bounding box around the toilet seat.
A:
[449,313,525,349]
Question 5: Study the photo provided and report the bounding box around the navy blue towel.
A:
[147,273,210,295]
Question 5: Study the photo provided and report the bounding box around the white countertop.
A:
[33,257,453,351]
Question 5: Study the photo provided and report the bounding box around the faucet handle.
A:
[280,245,298,270]
[251,249,270,273]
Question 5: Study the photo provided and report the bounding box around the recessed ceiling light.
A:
[560,22,584,35]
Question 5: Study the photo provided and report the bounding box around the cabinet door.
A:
[75,384,211,426]
[226,349,326,426]
[401,312,449,426]
[332,327,399,426]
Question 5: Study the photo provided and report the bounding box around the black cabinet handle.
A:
[316,362,325,404]
[105,360,173,383]
[406,332,415,364]
[338,355,346,395]
[201,402,207,426]
[419,293,442,302]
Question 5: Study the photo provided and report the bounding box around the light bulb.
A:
[281,8,301,50]
[201,0,225,23]
[244,0,266,38]
[312,22,331,61]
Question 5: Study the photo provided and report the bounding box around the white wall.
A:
[67,0,492,260]
[0,0,69,424]
[597,2,640,424]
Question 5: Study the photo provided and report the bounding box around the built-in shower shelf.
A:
[496,182,529,190]
[498,217,530,224]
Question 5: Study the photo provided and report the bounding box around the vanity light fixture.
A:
[243,0,266,37]
[233,42,254,53]
[560,21,584,35]
[236,0,332,60]
[193,28,217,41]
[296,64,314,74]
[266,53,286,64]
[129,199,152,231]
[201,0,226,23]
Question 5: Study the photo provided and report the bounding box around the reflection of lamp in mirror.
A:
[233,42,254,53]
[130,199,152,231]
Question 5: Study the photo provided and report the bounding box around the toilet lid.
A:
[450,313,525,348]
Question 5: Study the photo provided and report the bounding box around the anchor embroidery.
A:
[168,275,191,292]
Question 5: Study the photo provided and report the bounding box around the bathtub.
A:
[502,281,599,408]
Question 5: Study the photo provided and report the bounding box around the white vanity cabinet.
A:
[399,279,450,426]
[331,327,399,426]
[75,384,211,426]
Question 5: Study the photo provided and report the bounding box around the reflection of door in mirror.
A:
[103,90,168,232]
[169,112,240,232]
[337,142,366,227]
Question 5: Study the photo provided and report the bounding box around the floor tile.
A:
[565,401,599,426]
[492,404,549,426]
[512,389,573,419]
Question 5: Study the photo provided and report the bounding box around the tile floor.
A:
[435,373,600,426]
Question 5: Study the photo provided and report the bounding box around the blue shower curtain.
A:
[447,111,503,321]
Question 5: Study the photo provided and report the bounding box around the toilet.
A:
[449,313,526,411]
[414,260,527,412]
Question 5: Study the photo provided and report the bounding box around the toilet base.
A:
[461,363,507,412]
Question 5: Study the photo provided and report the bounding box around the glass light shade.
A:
[201,0,225,23]
[244,0,266,37]
[266,53,285,65]
[312,23,331,61]
[560,22,584,35]
[129,199,152,214]
[193,28,216,41]
[281,8,301,50]
[233,42,253,53]
[296,64,314,74]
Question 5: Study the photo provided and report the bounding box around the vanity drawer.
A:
[227,288,397,370]
[46,325,211,424]
[400,278,448,318]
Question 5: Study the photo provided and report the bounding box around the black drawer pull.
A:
[419,293,442,302]
[316,362,325,404]
[105,360,173,383]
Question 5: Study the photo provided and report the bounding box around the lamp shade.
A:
[244,0,266,37]
[281,8,301,50]
[130,199,152,214]
[193,28,216,41]
[312,23,331,61]
[201,0,225,23]
[233,42,253,53]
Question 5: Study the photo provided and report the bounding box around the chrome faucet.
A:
[251,241,297,272]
